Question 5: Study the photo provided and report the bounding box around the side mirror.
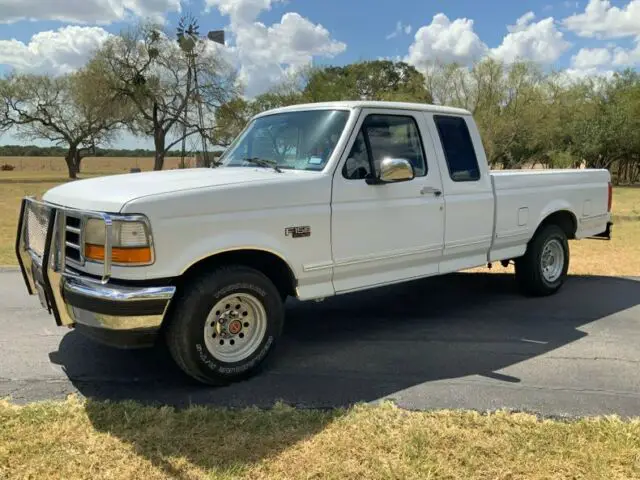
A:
[369,158,415,184]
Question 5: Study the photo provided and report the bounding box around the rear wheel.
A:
[515,224,570,297]
[165,266,284,385]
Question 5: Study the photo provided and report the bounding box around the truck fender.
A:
[534,200,578,240]
[176,231,298,279]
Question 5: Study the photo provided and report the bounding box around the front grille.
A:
[65,215,82,263]
[24,201,52,259]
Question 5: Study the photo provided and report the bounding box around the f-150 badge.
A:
[285,226,311,238]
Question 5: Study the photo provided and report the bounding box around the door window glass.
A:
[343,114,427,180]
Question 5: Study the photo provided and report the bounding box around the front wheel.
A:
[515,224,570,297]
[165,266,284,385]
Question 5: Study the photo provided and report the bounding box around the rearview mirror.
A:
[370,158,415,184]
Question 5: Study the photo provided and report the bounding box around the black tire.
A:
[515,224,570,297]
[165,265,284,385]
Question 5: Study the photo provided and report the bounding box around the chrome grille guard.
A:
[16,196,114,327]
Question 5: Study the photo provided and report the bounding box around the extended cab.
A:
[16,101,613,385]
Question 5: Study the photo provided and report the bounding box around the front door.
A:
[330,108,445,293]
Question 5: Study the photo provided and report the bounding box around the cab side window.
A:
[343,114,427,180]
[433,115,480,182]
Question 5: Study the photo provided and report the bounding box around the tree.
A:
[303,60,432,103]
[214,59,433,146]
[0,68,127,178]
[214,57,640,183]
[92,21,238,170]
[213,80,307,146]
[423,58,549,169]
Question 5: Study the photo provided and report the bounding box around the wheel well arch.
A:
[536,210,577,240]
[178,249,297,300]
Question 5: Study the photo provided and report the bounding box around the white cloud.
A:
[569,39,640,69]
[405,14,488,68]
[560,67,616,83]
[571,47,613,68]
[509,11,537,31]
[0,26,112,74]
[209,0,346,96]
[613,40,640,65]
[386,21,412,40]
[0,0,181,25]
[563,0,640,38]
[406,12,570,71]
[205,0,280,25]
[491,13,570,64]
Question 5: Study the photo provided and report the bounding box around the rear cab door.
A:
[423,112,495,272]
[330,106,445,293]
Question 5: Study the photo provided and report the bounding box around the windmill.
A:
[176,14,225,168]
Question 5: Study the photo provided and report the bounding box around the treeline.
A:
[0,145,183,158]
[214,59,640,185]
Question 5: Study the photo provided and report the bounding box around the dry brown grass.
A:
[1,397,639,480]
[1,167,639,274]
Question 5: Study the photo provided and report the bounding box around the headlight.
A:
[84,217,153,265]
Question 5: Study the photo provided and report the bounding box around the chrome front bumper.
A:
[16,197,176,348]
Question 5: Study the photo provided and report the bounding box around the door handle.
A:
[420,187,442,197]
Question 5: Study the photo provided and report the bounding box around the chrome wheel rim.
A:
[203,293,267,363]
[541,238,564,283]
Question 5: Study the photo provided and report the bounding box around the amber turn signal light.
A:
[84,244,152,264]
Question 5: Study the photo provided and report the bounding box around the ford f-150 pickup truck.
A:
[16,101,613,385]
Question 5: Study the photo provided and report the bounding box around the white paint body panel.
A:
[39,102,612,301]
[42,168,295,212]
[490,168,611,261]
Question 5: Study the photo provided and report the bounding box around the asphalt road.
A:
[1,269,640,418]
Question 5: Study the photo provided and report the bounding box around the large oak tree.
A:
[0,67,128,178]
[91,23,238,170]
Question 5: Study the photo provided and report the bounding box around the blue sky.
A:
[1,0,639,148]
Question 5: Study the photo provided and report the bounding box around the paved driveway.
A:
[1,269,639,418]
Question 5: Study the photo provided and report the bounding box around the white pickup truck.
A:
[16,101,613,385]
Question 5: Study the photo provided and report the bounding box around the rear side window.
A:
[434,115,480,182]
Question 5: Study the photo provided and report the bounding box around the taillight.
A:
[608,182,612,212]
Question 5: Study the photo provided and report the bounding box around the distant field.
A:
[0,156,185,175]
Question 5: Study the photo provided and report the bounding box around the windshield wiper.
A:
[242,157,282,173]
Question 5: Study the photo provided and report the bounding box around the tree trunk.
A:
[65,145,78,179]
[154,127,165,171]
[72,150,83,174]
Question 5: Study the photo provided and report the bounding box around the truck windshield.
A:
[219,109,351,171]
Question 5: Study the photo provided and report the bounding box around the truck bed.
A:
[488,168,611,262]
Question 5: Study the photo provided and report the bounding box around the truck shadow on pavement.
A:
[48,272,640,476]
[50,272,640,408]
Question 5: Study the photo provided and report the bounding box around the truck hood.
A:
[43,167,292,212]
